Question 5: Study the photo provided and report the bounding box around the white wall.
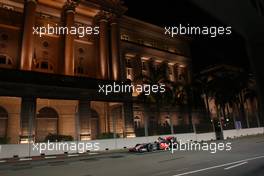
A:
[1,128,263,159]
[223,127,264,139]
[0,132,217,159]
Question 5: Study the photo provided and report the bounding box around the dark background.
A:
[122,0,250,73]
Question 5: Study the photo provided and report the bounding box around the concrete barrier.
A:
[0,131,218,159]
[223,127,264,139]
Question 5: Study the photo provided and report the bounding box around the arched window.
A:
[149,116,156,128]
[0,54,13,68]
[80,109,99,140]
[36,107,58,142]
[0,106,8,137]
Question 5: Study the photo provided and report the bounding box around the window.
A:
[126,68,133,80]
[2,5,14,11]
[142,61,147,71]
[36,107,58,142]
[0,54,13,68]
[121,34,129,41]
[154,62,160,70]
[174,64,179,80]
[80,109,99,140]
[75,56,85,75]
[0,56,6,64]
[125,58,132,68]
[134,116,141,129]
[168,66,173,75]
[179,74,184,81]
[41,61,49,69]
[127,69,131,76]
[178,66,186,81]
[151,41,157,48]
[40,13,51,19]
[35,60,54,73]
[137,39,144,45]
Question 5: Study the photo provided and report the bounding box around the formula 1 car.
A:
[128,142,159,152]
[129,136,177,152]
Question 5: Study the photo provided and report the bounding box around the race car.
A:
[129,142,159,152]
[129,136,177,152]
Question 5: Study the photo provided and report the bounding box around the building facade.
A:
[0,0,192,144]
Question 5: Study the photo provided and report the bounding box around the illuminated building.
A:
[0,0,192,143]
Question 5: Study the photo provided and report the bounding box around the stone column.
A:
[20,0,37,71]
[123,102,135,137]
[20,97,36,143]
[63,1,77,76]
[97,11,109,79]
[110,15,121,80]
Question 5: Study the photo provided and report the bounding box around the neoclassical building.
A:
[0,0,192,144]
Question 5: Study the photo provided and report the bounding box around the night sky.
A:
[122,0,250,73]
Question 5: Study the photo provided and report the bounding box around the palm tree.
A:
[194,77,216,133]
[207,74,237,129]
[205,69,255,130]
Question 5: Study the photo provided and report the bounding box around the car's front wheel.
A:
[147,144,153,152]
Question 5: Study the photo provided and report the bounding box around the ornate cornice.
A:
[109,13,119,25]
[94,10,112,23]
[94,11,121,25]
[63,0,80,12]
[88,0,127,16]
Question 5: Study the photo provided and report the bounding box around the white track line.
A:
[0,160,6,163]
[19,158,32,161]
[68,154,79,157]
[224,161,248,170]
[173,155,264,176]
[44,156,57,159]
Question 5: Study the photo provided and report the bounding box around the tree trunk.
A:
[156,103,161,135]
[245,99,250,128]
[168,110,174,134]
[221,104,226,130]
[143,104,149,136]
[205,92,215,132]
[238,92,247,128]
[255,98,261,127]
[187,87,195,133]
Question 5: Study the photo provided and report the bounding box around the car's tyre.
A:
[147,144,153,152]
